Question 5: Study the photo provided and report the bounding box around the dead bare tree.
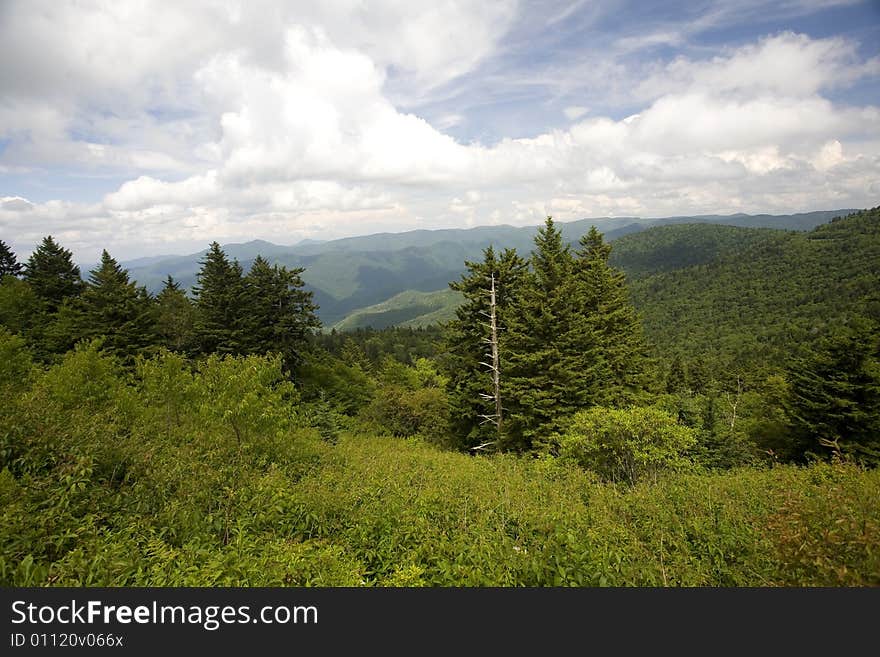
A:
[473,273,502,452]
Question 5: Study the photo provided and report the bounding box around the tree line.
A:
[2,210,878,468]
[0,238,318,368]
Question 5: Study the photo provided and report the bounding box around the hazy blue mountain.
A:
[121,209,858,326]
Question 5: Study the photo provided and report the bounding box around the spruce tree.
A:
[76,250,157,361]
[504,217,578,450]
[443,246,527,450]
[568,226,649,407]
[0,240,22,280]
[156,275,196,353]
[241,255,320,367]
[192,242,246,355]
[23,236,84,312]
[786,316,880,463]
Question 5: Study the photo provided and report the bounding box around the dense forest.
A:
[0,208,878,586]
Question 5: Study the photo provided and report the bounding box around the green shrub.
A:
[359,386,449,442]
[559,406,697,485]
[193,353,298,445]
[0,328,33,391]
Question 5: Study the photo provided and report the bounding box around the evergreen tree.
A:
[443,246,528,450]
[23,236,84,312]
[786,316,880,463]
[568,226,649,406]
[504,217,578,450]
[241,255,320,367]
[488,220,651,452]
[192,242,246,355]
[0,240,22,280]
[666,355,687,393]
[155,275,196,353]
[75,250,157,361]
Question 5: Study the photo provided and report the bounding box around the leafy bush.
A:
[558,406,697,484]
[0,328,33,391]
[359,386,449,442]
[193,352,298,445]
[2,342,877,587]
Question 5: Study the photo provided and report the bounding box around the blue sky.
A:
[1,0,878,262]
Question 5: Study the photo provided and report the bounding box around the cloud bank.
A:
[1,1,878,261]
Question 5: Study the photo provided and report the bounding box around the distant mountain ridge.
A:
[331,289,463,331]
[120,209,858,326]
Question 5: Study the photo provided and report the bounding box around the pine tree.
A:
[192,242,246,355]
[568,226,649,407]
[504,217,578,450]
[75,250,157,361]
[156,275,196,353]
[241,255,320,367]
[0,240,22,280]
[23,236,84,312]
[786,316,880,463]
[443,246,527,450]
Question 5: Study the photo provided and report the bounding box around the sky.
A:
[1,0,879,263]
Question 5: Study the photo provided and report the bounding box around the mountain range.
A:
[119,209,858,327]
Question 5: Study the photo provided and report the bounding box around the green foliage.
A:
[155,276,196,353]
[0,239,22,280]
[785,315,880,463]
[315,325,443,366]
[568,226,650,406]
[193,353,298,445]
[35,339,123,413]
[1,340,878,587]
[610,223,778,280]
[0,279,41,345]
[22,235,84,313]
[298,351,375,415]
[192,244,320,369]
[558,406,697,485]
[444,246,527,450]
[359,386,449,443]
[451,219,651,452]
[136,349,194,437]
[1,212,878,588]
[71,250,158,363]
[192,242,247,355]
[504,219,580,448]
[0,329,33,392]
[628,208,880,375]
[765,462,880,585]
[242,255,320,367]
[332,288,462,331]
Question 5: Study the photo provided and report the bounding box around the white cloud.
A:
[563,106,590,121]
[0,2,878,263]
[635,32,880,101]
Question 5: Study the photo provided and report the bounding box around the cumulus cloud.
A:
[635,32,880,101]
[0,1,878,262]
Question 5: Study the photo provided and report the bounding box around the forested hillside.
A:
[332,289,463,331]
[120,209,854,326]
[0,208,877,587]
[626,210,880,373]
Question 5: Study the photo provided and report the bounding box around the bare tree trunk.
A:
[490,273,502,436]
[475,273,503,450]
